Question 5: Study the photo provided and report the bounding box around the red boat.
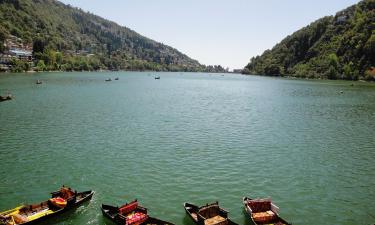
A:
[101,199,174,225]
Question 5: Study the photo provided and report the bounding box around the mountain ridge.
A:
[0,0,227,72]
[243,0,375,80]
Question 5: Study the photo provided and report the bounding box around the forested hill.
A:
[0,0,224,72]
[243,0,375,81]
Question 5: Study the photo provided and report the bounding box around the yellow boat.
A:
[0,186,94,225]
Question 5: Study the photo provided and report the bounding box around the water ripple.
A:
[0,73,375,224]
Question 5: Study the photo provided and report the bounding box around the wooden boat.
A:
[184,202,238,225]
[243,197,291,225]
[36,80,42,85]
[154,76,160,80]
[0,94,12,102]
[115,77,119,80]
[0,186,94,225]
[105,78,112,82]
[101,199,174,225]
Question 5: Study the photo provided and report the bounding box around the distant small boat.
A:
[154,76,160,80]
[101,199,175,225]
[243,197,291,225]
[105,78,112,82]
[36,80,42,84]
[0,186,94,225]
[115,77,119,80]
[0,93,12,102]
[184,202,238,225]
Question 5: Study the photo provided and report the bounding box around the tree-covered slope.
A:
[0,0,214,72]
[244,0,375,80]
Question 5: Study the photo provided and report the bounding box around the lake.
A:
[0,72,374,225]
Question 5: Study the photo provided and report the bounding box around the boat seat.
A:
[204,215,227,225]
[252,210,276,223]
[247,199,272,213]
[60,187,75,200]
[199,205,220,219]
[12,214,29,224]
[126,212,148,225]
[119,201,138,215]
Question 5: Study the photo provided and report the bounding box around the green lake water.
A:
[0,72,374,225]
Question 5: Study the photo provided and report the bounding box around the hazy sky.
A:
[59,0,360,69]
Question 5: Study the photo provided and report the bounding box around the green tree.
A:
[44,50,57,69]
[364,68,375,81]
[328,53,339,68]
[56,52,63,65]
[325,54,339,79]
[326,66,338,80]
[264,64,281,76]
[33,39,46,57]
[293,64,310,77]
[0,25,7,53]
[36,60,46,71]
[10,59,29,72]
[343,62,354,80]
[364,33,375,56]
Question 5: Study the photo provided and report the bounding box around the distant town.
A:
[0,35,99,72]
[0,35,33,71]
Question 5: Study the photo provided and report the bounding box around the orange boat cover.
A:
[49,197,67,208]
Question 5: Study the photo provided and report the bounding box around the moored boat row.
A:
[184,199,291,225]
[0,187,292,225]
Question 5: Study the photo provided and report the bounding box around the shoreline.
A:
[241,73,374,83]
[0,69,231,75]
[1,70,374,83]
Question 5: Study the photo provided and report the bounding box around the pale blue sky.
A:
[59,0,360,69]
